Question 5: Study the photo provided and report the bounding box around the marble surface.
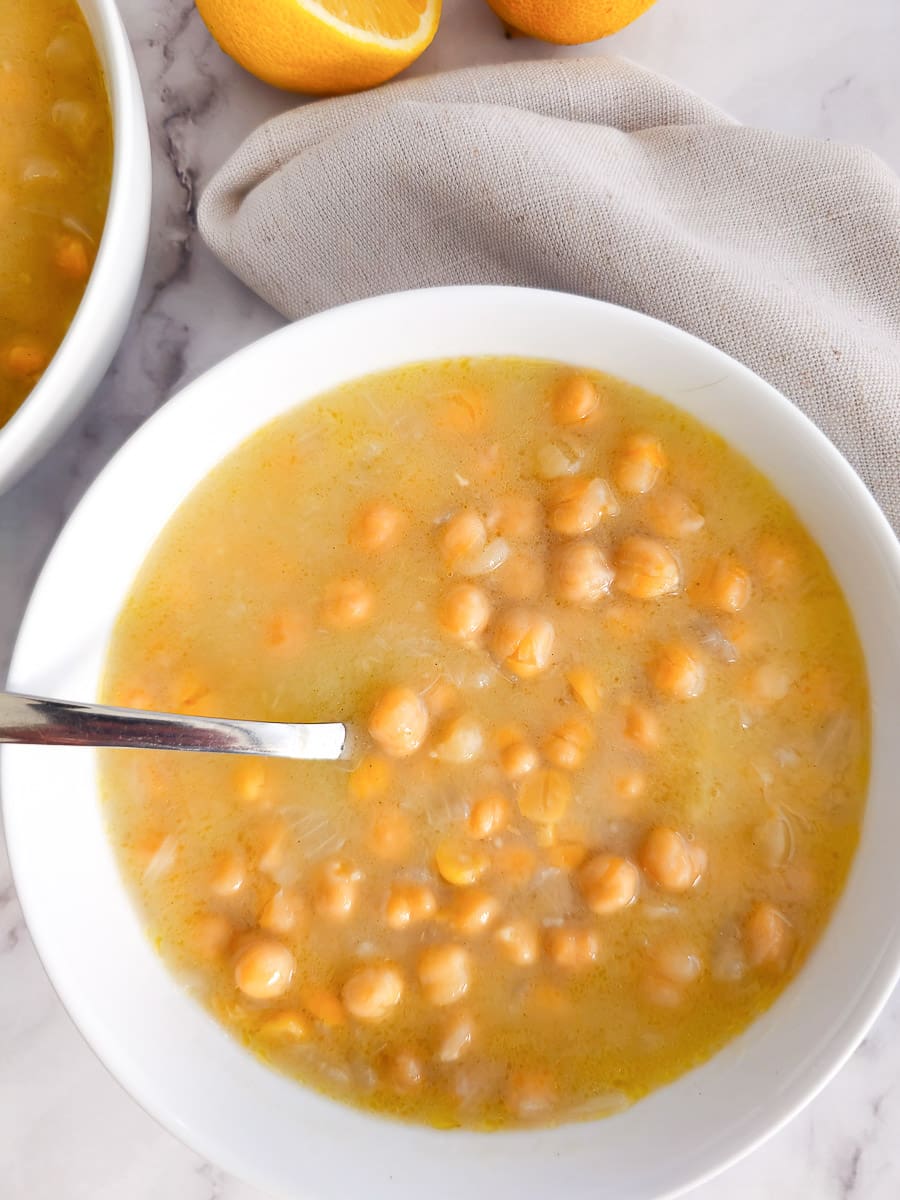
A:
[1,0,899,1196]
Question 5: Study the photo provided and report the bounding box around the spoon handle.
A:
[0,691,350,761]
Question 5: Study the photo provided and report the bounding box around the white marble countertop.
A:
[1,0,899,1196]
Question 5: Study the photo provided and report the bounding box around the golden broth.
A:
[0,2,113,426]
[101,358,868,1129]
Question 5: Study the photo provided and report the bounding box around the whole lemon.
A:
[485,0,657,44]
[196,0,441,95]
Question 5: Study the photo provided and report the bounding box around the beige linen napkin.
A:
[198,58,900,532]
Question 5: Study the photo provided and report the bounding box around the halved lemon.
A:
[196,0,441,94]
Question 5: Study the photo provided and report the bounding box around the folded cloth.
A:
[198,58,900,532]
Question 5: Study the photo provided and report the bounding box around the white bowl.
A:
[4,287,900,1200]
[0,0,151,494]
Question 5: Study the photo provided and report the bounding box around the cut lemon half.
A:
[196,0,441,94]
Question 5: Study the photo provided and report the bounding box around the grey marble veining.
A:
[1,0,899,1196]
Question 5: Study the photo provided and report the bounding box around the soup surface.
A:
[101,358,869,1129]
[0,2,113,426]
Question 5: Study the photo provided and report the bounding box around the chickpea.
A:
[174,671,212,714]
[649,642,706,700]
[696,556,752,613]
[311,856,362,920]
[652,942,703,985]
[494,919,540,966]
[623,700,661,751]
[368,809,412,862]
[301,986,345,1027]
[425,679,459,719]
[744,662,792,706]
[418,944,471,1006]
[614,433,666,495]
[518,768,572,825]
[342,963,405,1023]
[497,551,545,601]
[348,753,392,802]
[614,772,644,803]
[640,828,704,893]
[368,686,429,757]
[646,490,705,539]
[499,736,539,779]
[264,608,309,654]
[542,718,594,771]
[490,608,555,678]
[436,1010,475,1063]
[2,338,47,380]
[726,617,760,656]
[783,862,818,904]
[534,824,557,849]
[233,938,295,1000]
[641,973,684,1008]
[552,374,600,425]
[551,540,613,606]
[387,1048,425,1092]
[754,815,792,869]
[504,1069,557,1119]
[135,832,176,879]
[234,760,267,805]
[438,584,491,641]
[753,534,798,590]
[546,925,601,970]
[489,493,543,540]
[712,938,747,984]
[495,723,524,757]
[467,792,510,839]
[744,902,793,971]
[579,854,640,914]
[492,843,538,886]
[450,888,500,935]
[547,476,618,537]
[350,500,406,553]
[535,438,585,480]
[432,714,484,764]
[210,851,245,897]
[322,577,375,629]
[435,840,489,887]
[193,912,233,961]
[115,685,155,711]
[385,881,437,929]
[546,841,589,871]
[260,887,307,936]
[256,821,287,875]
[566,665,602,713]
[474,442,503,477]
[436,388,485,435]
[259,1010,311,1040]
[439,509,486,569]
[614,536,681,599]
[54,233,91,281]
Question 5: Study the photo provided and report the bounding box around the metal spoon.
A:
[0,691,350,761]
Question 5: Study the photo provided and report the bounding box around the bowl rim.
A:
[4,285,900,1200]
[0,0,151,494]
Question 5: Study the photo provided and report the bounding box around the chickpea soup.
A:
[101,358,869,1129]
[0,2,113,426]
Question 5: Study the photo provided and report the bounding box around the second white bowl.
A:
[0,0,151,494]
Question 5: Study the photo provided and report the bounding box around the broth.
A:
[101,358,868,1128]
